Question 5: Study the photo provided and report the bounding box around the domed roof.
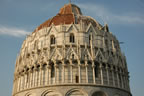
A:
[35,3,102,32]
[35,4,81,31]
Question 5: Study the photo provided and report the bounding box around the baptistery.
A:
[12,3,132,96]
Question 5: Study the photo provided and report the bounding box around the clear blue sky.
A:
[0,0,144,96]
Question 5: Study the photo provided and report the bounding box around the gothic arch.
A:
[25,92,34,96]
[66,89,88,96]
[41,90,62,96]
[92,91,107,96]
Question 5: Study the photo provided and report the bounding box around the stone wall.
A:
[12,22,131,96]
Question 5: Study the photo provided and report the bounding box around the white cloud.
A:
[0,26,30,37]
[78,3,144,25]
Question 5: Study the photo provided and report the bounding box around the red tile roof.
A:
[34,4,102,32]
[35,4,82,31]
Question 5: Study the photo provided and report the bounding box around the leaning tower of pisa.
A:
[12,3,132,96]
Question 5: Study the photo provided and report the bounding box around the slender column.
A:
[106,64,110,85]
[111,66,115,87]
[54,63,57,84]
[33,70,36,87]
[32,71,34,87]
[56,65,60,84]
[19,77,21,91]
[26,72,29,88]
[16,77,19,92]
[92,62,96,84]
[35,68,38,87]
[21,75,24,90]
[29,71,32,88]
[38,68,40,86]
[62,61,65,83]
[22,74,25,89]
[17,76,21,92]
[71,65,73,83]
[124,72,128,89]
[28,72,31,88]
[40,67,44,85]
[17,77,20,92]
[16,79,19,92]
[17,77,20,91]
[37,69,39,86]
[70,60,73,83]
[49,66,51,85]
[62,40,66,83]
[126,73,129,90]
[120,69,124,88]
[23,74,26,89]
[24,73,27,89]
[24,72,27,89]
[100,63,103,85]
[16,78,19,92]
[78,60,81,83]
[41,67,44,85]
[85,61,88,83]
[122,72,125,89]
[26,73,29,89]
[116,67,120,88]
[31,70,34,88]
[38,66,42,86]
[90,35,96,83]
[27,70,31,88]
[23,74,25,89]
[124,74,128,90]
[123,74,126,89]
[46,64,49,85]
[20,76,22,90]
[43,67,45,85]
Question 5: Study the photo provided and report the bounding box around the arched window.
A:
[95,62,99,78]
[50,35,55,44]
[70,33,75,43]
[75,75,79,83]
